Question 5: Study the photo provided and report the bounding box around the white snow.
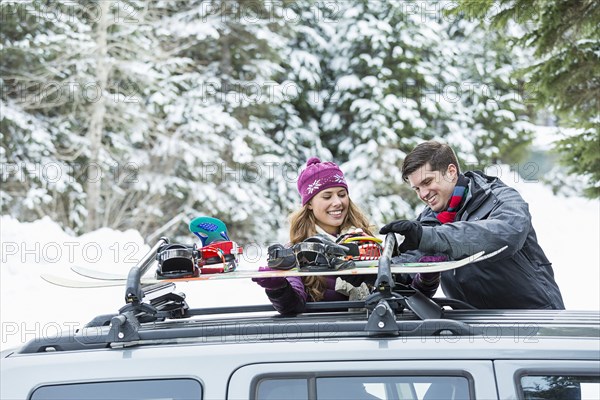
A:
[1,177,599,351]
[0,215,268,351]
[485,166,600,314]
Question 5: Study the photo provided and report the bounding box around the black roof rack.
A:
[18,305,600,354]
[99,233,451,341]
[17,234,600,354]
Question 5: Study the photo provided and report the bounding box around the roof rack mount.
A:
[365,233,444,336]
[109,237,191,342]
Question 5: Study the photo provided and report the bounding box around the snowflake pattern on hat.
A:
[333,174,345,184]
[306,179,322,194]
[306,175,347,196]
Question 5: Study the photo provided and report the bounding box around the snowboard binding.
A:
[155,243,200,279]
[189,216,243,274]
[189,216,231,247]
[267,234,372,272]
[197,240,242,274]
[294,235,355,272]
[267,244,297,270]
[336,232,383,261]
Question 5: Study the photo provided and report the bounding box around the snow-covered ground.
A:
[0,217,268,351]
[1,171,599,351]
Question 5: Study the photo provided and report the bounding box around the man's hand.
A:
[379,220,423,253]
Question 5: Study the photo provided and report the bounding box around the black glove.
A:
[379,220,423,253]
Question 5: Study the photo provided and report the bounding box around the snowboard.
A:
[40,246,507,289]
[187,216,241,274]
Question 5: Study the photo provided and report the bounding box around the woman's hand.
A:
[251,267,288,290]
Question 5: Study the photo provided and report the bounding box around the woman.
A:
[253,157,376,315]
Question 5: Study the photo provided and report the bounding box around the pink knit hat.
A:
[297,157,348,205]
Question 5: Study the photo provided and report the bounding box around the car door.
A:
[228,360,498,400]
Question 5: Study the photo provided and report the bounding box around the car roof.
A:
[14,299,600,355]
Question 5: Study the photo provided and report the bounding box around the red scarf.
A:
[435,174,469,224]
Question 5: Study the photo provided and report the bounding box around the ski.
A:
[40,275,156,288]
[70,266,131,280]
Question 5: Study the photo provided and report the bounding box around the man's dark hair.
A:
[401,141,461,182]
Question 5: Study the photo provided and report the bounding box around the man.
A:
[381,141,564,309]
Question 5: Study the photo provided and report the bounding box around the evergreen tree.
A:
[265,0,336,234]
[146,0,299,242]
[451,0,600,197]
[2,0,579,241]
[1,0,97,231]
[316,1,446,223]
[318,1,536,221]
[1,1,169,233]
[442,16,535,171]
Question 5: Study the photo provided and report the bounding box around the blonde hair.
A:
[288,198,373,301]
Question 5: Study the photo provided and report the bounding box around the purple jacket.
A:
[265,276,353,315]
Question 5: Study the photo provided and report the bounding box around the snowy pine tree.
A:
[441,16,535,170]
[318,1,540,222]
[142,0,301,242]
[451,0,600,197]
[1,0,98,231]
[2,1,168,234]
[1,0,579,240]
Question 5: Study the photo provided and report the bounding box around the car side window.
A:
[520,375,600,400]
[256,378,308,400]
[30,378,202,400]
[256,375,470,400]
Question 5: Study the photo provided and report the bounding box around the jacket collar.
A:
[459,171,498,213]
[315,225,338,242]
[315,224,361,242]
